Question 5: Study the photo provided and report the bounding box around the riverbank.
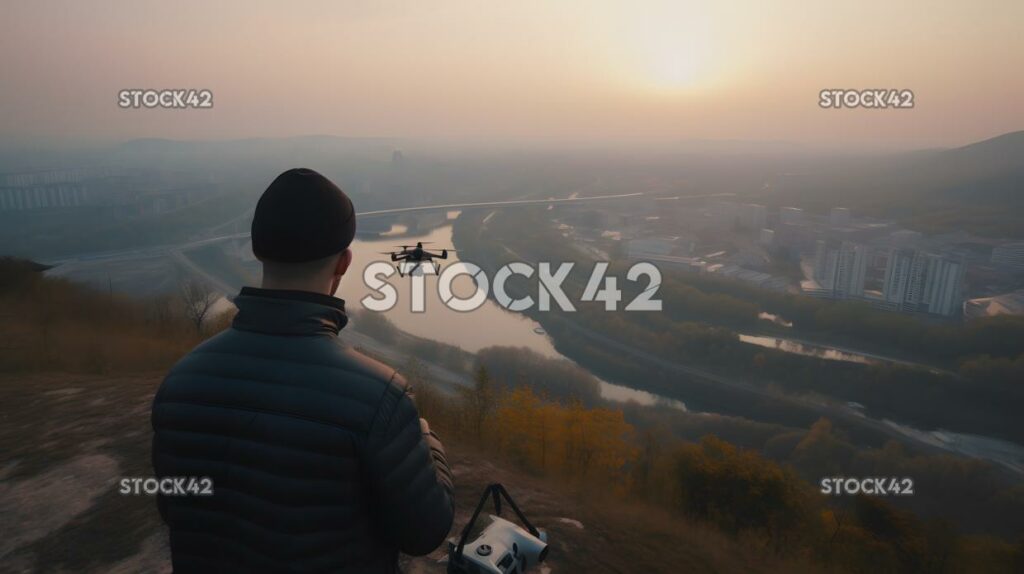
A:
[446,208,1024,473]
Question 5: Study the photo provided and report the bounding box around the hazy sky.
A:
[2,0,1021,149]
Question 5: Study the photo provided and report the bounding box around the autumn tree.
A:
[180,279,218,335]
[460,365,498,441]
[672,435,819,552]
[854,494,929,573]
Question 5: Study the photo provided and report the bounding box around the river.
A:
[336,222,1024,474]
[336,222,686,411]
[738,333,952,376]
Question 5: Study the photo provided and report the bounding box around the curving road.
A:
[47,191,726,269]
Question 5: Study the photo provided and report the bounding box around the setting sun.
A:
[622,4,716,92]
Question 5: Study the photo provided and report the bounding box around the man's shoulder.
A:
[165,327,407,394]
[330,341,408,390]
[155,328,409,432]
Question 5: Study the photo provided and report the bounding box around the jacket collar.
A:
[232,287,348,337]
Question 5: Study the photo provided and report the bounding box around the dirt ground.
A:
[0,372,797,574]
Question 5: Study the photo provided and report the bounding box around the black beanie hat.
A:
[251,168,356,263]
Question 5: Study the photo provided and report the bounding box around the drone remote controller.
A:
[447,484,549,574]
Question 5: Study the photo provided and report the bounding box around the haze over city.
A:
[2,0,1022,149]
[3,2,1024,573]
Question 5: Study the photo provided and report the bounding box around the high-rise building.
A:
[882,250,917,310]
[813,240,836,283]
[0,185,87,211]
[922,256,966,316]
[882,250,964,316]
[835,242,868,298]
[991,242,1024,272]
[813,240,868,299]
[780,207,804,225]
[830,207,851,227]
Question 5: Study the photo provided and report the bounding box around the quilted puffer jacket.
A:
[151,287,454,573]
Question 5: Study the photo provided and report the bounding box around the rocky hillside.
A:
[0,371,814,573]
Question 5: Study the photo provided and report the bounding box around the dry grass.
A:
[0,262,231,374]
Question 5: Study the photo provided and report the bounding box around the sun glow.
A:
[644,38,705,89]
[616,3,717,92]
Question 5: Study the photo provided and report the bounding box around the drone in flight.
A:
[382,242,453,276]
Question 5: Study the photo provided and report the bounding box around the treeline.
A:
[410,365,1023,573]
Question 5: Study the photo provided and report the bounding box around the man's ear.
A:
[335,249,353,277]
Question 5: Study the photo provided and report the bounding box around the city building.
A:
[882,250,964,316]
[835,242,869,299]
[882,249,925,310]
[0,185,87,211]
[922,256,966,316]
[759,228,775,245]
[813,240,868,299]
[0,167,120,211]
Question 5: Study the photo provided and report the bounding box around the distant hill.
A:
[771,130,1024,237]
[887,131,1024,200]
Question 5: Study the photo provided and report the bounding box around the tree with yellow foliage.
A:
[493,387,636,486]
